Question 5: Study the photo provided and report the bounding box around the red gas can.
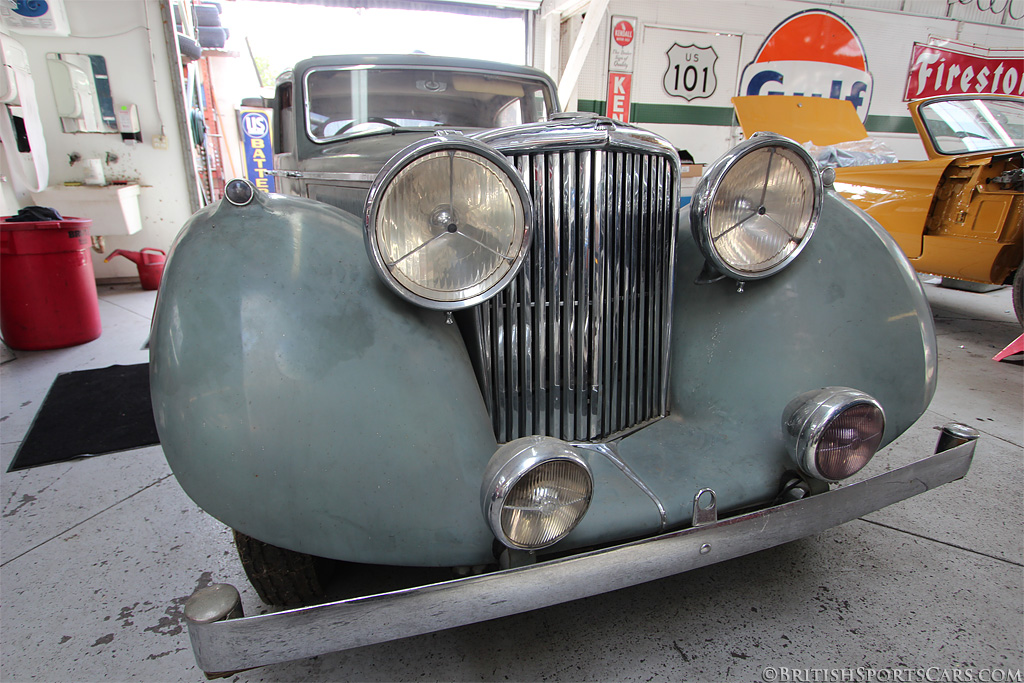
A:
[0,217,102,350]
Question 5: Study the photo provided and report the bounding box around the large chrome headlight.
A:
[691,132,822,280]
[482,437,593,550]
[783,387,885,482]
[365,136,532,310]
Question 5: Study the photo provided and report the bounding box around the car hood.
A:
[299,129,485,177]
[732,95,869,146]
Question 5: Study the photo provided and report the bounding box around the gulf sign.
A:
[738,10,873,121]
[906,43,1024,100]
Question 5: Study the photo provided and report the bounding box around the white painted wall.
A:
[2,0,195,280]
[536,0,1023,165]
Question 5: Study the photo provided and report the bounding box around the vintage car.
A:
[733,94,1024,323]
[149,55,980,676]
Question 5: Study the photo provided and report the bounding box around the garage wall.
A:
[1,0,195,280]
[537,0,1024,164]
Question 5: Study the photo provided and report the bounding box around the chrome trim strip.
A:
[660,155,679,414]
[573,441,668,531]
[531,153,547,437]
[266,170,376,183]
[590,150,606,439]
[185,437,976,675]
[476,116,680,160]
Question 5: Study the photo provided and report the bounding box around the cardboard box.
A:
[679,164,704,177]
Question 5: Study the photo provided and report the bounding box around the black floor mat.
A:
[8,363,159,471]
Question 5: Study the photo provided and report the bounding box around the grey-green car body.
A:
[150,55,939,569]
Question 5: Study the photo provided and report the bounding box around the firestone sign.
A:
[906,43,1024,100]
[738,9,874,121]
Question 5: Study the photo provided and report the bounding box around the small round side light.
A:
[224,178,256,206]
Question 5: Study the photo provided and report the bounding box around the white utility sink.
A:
[31,183,142,235]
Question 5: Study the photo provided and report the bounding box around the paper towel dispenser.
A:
[45,53,117,134]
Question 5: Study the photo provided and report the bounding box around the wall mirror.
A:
[46,53,117,133]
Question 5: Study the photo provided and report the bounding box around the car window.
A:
[304,67,553,143]
[275,81,295,154]
[919,98,1024,155]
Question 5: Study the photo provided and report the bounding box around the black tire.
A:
[233,530,333,607]
[194,4,222,27]
[1013,263,1022,326]
[177,33,201,62]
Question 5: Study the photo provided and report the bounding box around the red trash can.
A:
[1,217,102,350]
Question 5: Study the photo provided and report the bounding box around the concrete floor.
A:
[1,281,1021,682]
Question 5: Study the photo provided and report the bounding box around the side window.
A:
[531,89,550,121]
[492,86,550,128]
[494,99,523,128]
[274,82,294,155]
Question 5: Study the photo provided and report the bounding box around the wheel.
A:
[1013,263,1022,326]
[233,530,334,607]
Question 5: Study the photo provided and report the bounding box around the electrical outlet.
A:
[153,135,169,150]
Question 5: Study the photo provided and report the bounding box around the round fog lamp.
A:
[783,388,885,482]
[815,402,884,480]
[482,437,593,550]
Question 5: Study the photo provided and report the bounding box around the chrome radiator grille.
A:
[463,146,677,443]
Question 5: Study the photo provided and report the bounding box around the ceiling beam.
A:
[555,0,608,106]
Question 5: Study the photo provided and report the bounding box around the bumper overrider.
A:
[182,425,978,677]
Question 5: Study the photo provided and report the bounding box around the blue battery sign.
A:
[239,108,275,193]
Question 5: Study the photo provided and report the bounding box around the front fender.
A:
[670,189,937,441]
[557,190,937,546]
[150,191,499,566]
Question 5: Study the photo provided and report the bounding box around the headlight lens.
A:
[366,138,532,309]
[482,437,593,551]
[691,133,822,280]
[783,387,885,482]
[501,459,593,549]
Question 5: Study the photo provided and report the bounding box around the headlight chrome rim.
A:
[482,437,594,551]
[365,135,533,310]
[783,387,886,482]
[691,132,823,281]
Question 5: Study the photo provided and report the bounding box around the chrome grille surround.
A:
[462,117,681,443]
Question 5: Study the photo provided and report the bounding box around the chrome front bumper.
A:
[183,425,978,677]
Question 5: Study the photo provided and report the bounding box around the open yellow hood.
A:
[732,95,869,146]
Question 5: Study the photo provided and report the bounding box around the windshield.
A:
[305,67,554,143]
[919,97,1024,155]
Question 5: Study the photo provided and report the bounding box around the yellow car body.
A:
[732,94,1023,287]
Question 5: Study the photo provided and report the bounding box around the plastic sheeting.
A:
[802,137,899,169]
